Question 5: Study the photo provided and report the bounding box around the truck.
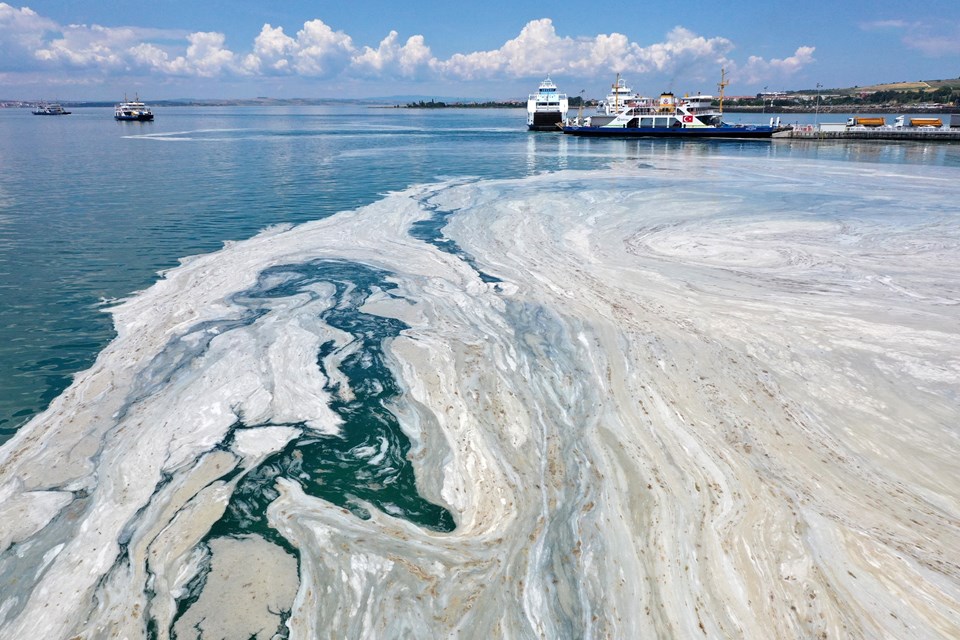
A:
[893,116,945,128]
[846,117,886,127]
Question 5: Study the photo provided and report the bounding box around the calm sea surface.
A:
[0,105,958,440]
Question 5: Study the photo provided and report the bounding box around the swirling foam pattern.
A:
[1,155,958,639]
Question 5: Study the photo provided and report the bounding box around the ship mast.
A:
[717,67,729,114]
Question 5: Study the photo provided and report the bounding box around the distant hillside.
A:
[806,78,960,95]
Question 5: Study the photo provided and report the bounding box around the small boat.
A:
[114,95,154,121]
[32,102,71,115]
[527,77,568,131]
[563,70,791,139]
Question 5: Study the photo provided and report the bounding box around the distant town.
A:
[4,78,959,113]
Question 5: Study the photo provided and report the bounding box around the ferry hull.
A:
[115,114,154,122]
[562,125,790,139]
[528,111,565,131]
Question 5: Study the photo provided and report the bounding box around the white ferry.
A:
[527,78,568,131]
[115,95,154,121]
[563,72,791,139]
[32,102,71,115]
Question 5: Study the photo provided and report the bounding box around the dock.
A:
[786,126,960,141]
[784,114,960,141]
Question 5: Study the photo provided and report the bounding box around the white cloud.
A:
[567,33,631,72]
[34,24,130,67]
[290,19,354,75]
[734,46,816,84]
[900,22,960,56]
[351,31,433,77]
[0,5,819,92]
[244,24,298,73]
[2,2,234,77]
[860,19,910,30]
[0,3,62,69]
[180,32,236,76]
[397,35,432,75]
[859,18,960,57]
[239,19,356,77]
[629,26,733,73]
[129,31,238,77]
[435,18,586,78]
[433,20,733,80]
[255,24,297,59]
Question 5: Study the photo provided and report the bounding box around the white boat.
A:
[115,95,154,121]
[526,78,568,131]
[32,102,70,115]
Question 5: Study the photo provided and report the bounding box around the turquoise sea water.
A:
[2,106,956,441]
[0,106,565,439]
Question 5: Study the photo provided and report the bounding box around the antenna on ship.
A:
[613,72,621,111]
[717,67,729,114]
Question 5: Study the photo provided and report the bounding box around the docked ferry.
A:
[564,92,790,139]
[563,72,791,139]
[527,78,568,131]
[115,95,154,121]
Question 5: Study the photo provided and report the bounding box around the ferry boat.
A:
[597,75,642,115]
[527,77,568,131]
[563,71,792,139]
[114,95,154,121]
[32,102,70,115]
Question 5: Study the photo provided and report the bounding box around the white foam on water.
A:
[0,154,958,638]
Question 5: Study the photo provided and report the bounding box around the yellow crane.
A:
[717,67,729,114]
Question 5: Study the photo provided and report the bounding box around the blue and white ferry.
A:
[527,78,569,131]
[32,102,71,115]
[115,95,154,121]
[563,73,791,139]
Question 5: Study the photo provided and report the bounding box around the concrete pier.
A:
[786,126,960,141]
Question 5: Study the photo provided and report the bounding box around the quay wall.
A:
[787,126,960,141]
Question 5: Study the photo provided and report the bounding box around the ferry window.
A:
[655,117,670,127]
[640,117,654,127]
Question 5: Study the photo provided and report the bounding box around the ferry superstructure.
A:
[597,75,643,115]
[527,78,568,131]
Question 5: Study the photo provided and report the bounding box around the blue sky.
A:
[2,0,958,100]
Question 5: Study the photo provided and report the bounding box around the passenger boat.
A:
[32,102,71,115]
[114,95,154,121]
[563,71,792,139]
[527,77,568,131]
